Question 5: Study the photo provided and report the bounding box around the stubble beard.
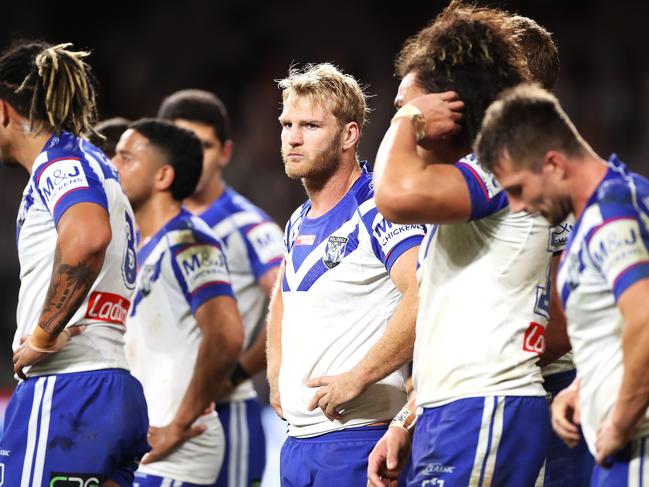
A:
[282,133,343,183]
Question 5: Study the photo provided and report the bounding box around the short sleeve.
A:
[170,233,234,314]
[587,210,649,300]
[454,154,508,221]
[242,220,285,280]
[367,210,426,273]
[33,157,108,225]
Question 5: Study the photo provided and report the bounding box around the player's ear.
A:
[156,164,176,192]
[543,150,567,179]
[220,139,233,167]
[341,121,359,152]
[0,100,9,127]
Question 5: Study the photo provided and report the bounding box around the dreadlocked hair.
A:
[395,1,530,148]
[0,40,99,136]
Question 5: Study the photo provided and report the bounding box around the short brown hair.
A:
[395,2,529,148]
[475,84,586,173]
[278,63,369,134]
[508,15,559,90]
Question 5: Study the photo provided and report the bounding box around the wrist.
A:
[29,326,60,352]
[392,104,426,142]
[389,404,418,435]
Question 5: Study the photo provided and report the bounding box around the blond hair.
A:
[278,63,369,134]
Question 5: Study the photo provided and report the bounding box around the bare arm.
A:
[266,262,285,418]
[596,279,649,463]
[307,247,419,420]
[539,254,572,367]
[374,92,470,224]
[235,266,281,381]
[14,203,111,378]
[143,295,244,464]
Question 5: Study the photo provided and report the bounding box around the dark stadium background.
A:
[0,0,647,391]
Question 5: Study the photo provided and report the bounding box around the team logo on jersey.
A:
[323,236,348,269]
[139,264,157,296]
[49,473,102,486]
[85,292,130,325]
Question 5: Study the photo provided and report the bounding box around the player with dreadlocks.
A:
[0,41,149,486]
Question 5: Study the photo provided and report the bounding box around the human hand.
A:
[595,413,633,467]
[141,421,206,464]
[269,379,284,420]
[551,380,581,448]
[13,326,85,379]
[307,371,367,421]
[408,91,463,147]
[367,427,412,487]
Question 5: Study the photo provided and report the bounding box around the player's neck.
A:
[135,194,183,244]
[14,130,54,174]
[184,175,225,215]
[569,153,609,219]
[304,161,362,218]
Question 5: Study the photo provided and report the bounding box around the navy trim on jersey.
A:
[455,162,509,221]
[559,154,649,306]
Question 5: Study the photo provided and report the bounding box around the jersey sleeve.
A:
[587,204,649,300]
[365,208,426,273]
[241,220,285,281]
[170,231,234,314]
[33,156,108,226]
[454,154,508,221]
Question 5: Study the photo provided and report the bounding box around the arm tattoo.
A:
[38,243,100,335]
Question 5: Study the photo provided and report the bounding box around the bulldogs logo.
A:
[323,236,348,269]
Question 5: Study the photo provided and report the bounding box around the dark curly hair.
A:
[395,2,530,148]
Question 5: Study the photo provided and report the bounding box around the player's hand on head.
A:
[141,421,207,464]
[306,371,367,421]
[367,427,412,487]
[409,91,464,147]
[550,379,582,448]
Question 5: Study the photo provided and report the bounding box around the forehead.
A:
[280,94,332,119]
[116,129,150,155]
[494,152,531,187]
[395,72,427,106]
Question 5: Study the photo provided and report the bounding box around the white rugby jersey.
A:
[125,209,233,484]
[15,131,137,377]
[414,154,566,408]
[279,165,425,438]
[558,155,649,454]
[200,186,284,402]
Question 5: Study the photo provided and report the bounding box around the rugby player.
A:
[115,119,244,486]
[268,63,424,486]
[476,83,649,487]
[368,5,566,485]
[159,90,284,487]
[0,41,149,485]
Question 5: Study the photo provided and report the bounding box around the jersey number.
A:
[122,210,137,289]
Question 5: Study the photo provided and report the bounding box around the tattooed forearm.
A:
[37,243,102,336]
